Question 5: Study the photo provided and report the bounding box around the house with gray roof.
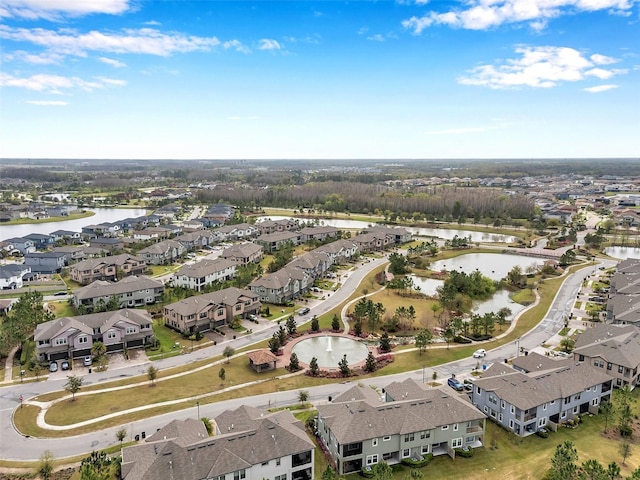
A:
[121,406,314,480]
[70,254,147,285]
[220,242,264,266]
[24,251,67,273]
[298,225,341,243]
[73,275,164,313]
[171,258,237,292]
[163,287,260,334]
[365,226,413,244]
[573,323,640,389]
[256,218,300,235]
[317,378,485,475]
[34,309,153,361]
[314,239,359,264]
[471,353,613,437]
[0,264,31,290]
[213,223,259,242]
[248,266,311,305]
[175,230,214,250]
[138,239,185,265]
[255,231,301,253]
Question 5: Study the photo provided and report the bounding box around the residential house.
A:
[47,204,78,217]
[213,223,259,242]
[70,254,146,285]
[49,229,82,244]
[365,226,413,245]
[0,264,31,289]
[73,275,164,313]
[24,251,67,274]
[471,353,613,437]
[256,231,301,253]
[82,222,121,237]
[352,232,393,253]
[315,239,359,264]
[171,258,237,292]
[51,246,86,263]
[298,225,341,243]
[316,378,486,475]
[90,237,125,252]
[34,309,153,361]
[175,231,215,251]
[574,324,640,389]
[256,218,300,235]
[287,251,332,279]
[164,287,261,334]
[220,242,264,266]
[133,226,175,241]
[182,219,205,232]
[248,267,311,305]
[201,203,235,223]
[121,406,314,480]
[138,239,185,265]
[4,237,36,255]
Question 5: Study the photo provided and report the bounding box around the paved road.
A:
[0,256,388,461]
[0,254,616,461]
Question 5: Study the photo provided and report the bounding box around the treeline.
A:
[197,181,535,220]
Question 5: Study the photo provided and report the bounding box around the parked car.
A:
[61,360,70,371]
[299,307,310,316]
[447,377,464,391]
[83,356,93,367]
[248,314,258,321]
[473,349,487,358]
[53,291,68,296]
[49,362,58,373]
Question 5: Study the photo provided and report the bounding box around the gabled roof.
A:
[35,309,152,341]
[174,258,237,278]
[72,253,143,271]
[574,323,640,368]
[164,287,257,316]
[74,275,163,300]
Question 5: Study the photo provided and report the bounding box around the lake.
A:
[1,208,149,239]
[603,246,640,261]
[429,252,542,281]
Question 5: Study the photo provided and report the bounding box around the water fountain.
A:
[291,335,368,368]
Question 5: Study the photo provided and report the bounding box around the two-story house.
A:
[248,266,311,305]
[171,258,237,292]
[163,287,260,334]
[315,239,360,264]
[298,225,341,243]
[0,264,32,290]
[255,231,301,253]
[34,309,153,361]
[471,353,613,437]
[138,239,184,265]
[24,251,68,273]
[256,218,300,235]
[121,406,314,480]
[3,237,36,255]
[73,275,164,313]
[70,254,147,285]
[316,378,486,475]
[573,323,640,389]
[220,242,264,266]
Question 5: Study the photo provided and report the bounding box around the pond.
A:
[429,253,542,281]
[1,208,149,239]
[257,216,520,243]
[603,246,640,261]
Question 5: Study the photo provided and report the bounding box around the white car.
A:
[473,349,487,358]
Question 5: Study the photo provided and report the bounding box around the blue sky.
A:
[1,0,638,160]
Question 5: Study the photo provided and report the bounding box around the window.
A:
[441,425,449,430]
[366,454,378,466]
[488,394,498,405]
[501,400,506,409]
[372,438,378,447]
[561,410,567,419]
[78,336,88,344]
[275,475,287,480]
[54,337,67,346]
[543,403,547,410]
[538,418,546,427]
[126,327,136,334]
[451,438,463,448]
[453,424,458,431]
[233,470,246,480]
[510,405,515,414]
[573,406,579,414]
[509,419,514,429]
[420,431,430,439]
[107,331,117,339]
[592,398,599,406]
[421,445,430,455]
[217,308,224,316]
[276,458,281,466]
[550,400,555,405]
[383,436,391,441]
[574,393,581,401]
[607,363,612,370]
[404,433,414,442]
[498,413,503,422]
[402,449,410,458]
[619,365,624,373]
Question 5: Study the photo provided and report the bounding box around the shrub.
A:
[360,466,375,478]
[401,453,433,468]
[455,447,474,458]
[453,336,472,344]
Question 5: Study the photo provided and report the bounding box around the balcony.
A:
[466,425,483,434]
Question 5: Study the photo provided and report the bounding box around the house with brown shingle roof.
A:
[573,323,640,389]
[471,353,613,437]
[121,406,314,480]
[220,242,264,266]
[171,258,237,292]
[73,275,164,313]
[317,378,485,475]
[247,349,278,372]
[69,253,146,285]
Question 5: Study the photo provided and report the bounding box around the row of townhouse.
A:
[34,309,154,362]
[171,258,237,291]
[138,239,185,265]
[471,352,613,437]
[121,406,314,480]
[73,275,164,313]
[573,323,640,389]
[70,254,147,285]
[255,226,343,253]
[317,378,486,475]
[607,258,640,325]
[256,218,300,234]
[163,287,261,334]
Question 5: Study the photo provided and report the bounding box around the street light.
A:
[196,400,200,420]
[20,369,25,383]
[516,337,520,357]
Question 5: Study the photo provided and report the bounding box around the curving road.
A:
[0,253,616,462]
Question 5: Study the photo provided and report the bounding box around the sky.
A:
[0,0,638,160]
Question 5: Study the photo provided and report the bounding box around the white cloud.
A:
[425,127,490,135]
[3,50,63,64]
[0,25,223,57]
[358,27,369,35]
[27,100,68,106]
[0,0,131,20]
[0,72,126,94]
[590,53,619,65]
[458,46,626,89]
[98,56,126,68]
[258,39,281,51]
[223,39,251,54]
[402,0,634,33]
[583,84,619,92]
[367,34,386,42]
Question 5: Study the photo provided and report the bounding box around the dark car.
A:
[53,291,68,296]
[447,377,464,391]
[299,307,310,316]
[61,360,70,371]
